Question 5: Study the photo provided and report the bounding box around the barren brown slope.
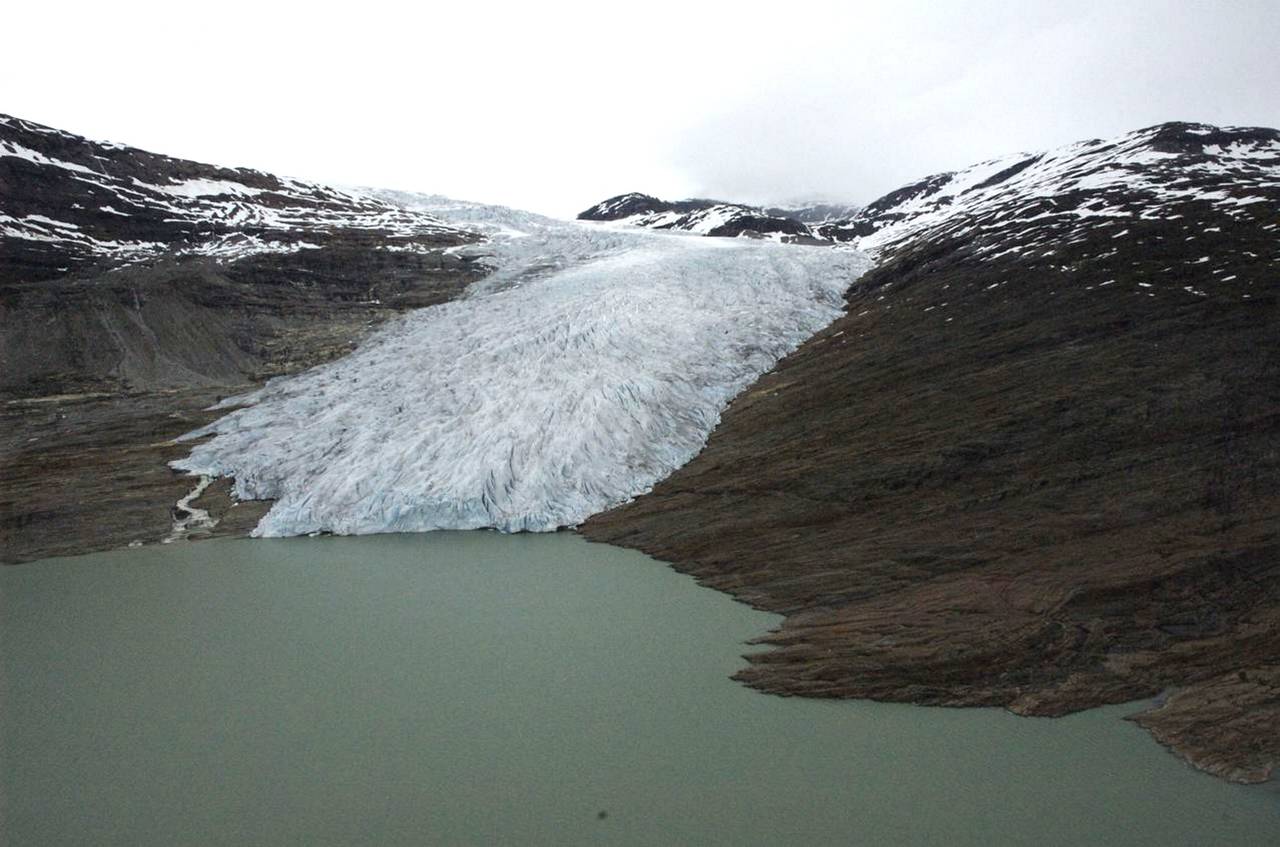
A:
[583,195,1279,782]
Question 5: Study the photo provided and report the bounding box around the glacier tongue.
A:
[172,199,871,537]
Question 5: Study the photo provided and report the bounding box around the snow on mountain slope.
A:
[173,204,871,536]
[818,122,1280,260]
[578,192,815,241]
[763,201,862,224]
[0,113,468,283]
[367,190,663,294]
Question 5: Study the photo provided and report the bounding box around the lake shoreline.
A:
[3,390,1273,786]
[1,388,272,565]
[3,435,1273,789]
[4,533,1278,846]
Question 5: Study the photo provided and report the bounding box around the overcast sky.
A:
[6,1,1279,217]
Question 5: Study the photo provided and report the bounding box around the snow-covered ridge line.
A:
[174,199,872,536]
[578,192,818,242]
[0,113,471,277]
[819,121,1280,258]
[576,122,1279,263]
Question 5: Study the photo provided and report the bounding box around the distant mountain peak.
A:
[577,193,817,242]
[0,112,470,285]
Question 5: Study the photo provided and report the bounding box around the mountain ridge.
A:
[817,120,1280,258]
[578,192,820,242]
[578,121,1280,265]
[0,113,472,285]
[583,119,1280,783]
[0,113,483,397]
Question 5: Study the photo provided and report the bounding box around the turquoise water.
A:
[2,533,1276,845]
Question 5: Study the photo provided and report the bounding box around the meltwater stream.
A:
[3,535,1277,846]
[172,199,871,536]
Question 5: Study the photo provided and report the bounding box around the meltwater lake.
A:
[3,532,1277,846]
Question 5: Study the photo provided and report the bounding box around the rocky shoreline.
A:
[1,389,266,563]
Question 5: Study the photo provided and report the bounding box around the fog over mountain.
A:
[7,0,1278,216]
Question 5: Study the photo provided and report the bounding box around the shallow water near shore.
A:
[3,533,1276,846]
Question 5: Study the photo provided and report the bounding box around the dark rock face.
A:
[1,389,271,564]
[578,192,816,241]
[577,192,717,221]
[0,113,471,284]
[703,213,810,239]
[0,113,483,397]
[1,249,481,398]
[584,121,1280,783]
[815,121,1280,257]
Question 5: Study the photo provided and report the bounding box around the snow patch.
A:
[150,178,265,198]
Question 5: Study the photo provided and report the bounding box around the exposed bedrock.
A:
[0,246,481,398]
[583,198,1280,782]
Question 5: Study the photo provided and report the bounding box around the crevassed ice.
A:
[173,197,871,536]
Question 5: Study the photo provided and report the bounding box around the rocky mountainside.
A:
[0,113,468,284]
[817,121,1280,259]
[2,115,483,562]
[578,192,818,241]
[762,200,861,224]
[0,113,482,397]
[585,121,1280,783]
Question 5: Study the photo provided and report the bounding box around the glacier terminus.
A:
[172,198,872,536]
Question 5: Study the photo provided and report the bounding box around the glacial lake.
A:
[3,532,1277,846]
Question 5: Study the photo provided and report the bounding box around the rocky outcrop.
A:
[1,389,271,563]
[0,113,483,398]
[583,122,1280,783]
[762,201,861,225]
[1,246,481,398]
[1133,666,1279,784]
[578,192,816,241]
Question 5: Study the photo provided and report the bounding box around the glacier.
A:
[172,196,872,536]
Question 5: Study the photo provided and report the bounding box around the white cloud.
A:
[4,0,1278,216]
